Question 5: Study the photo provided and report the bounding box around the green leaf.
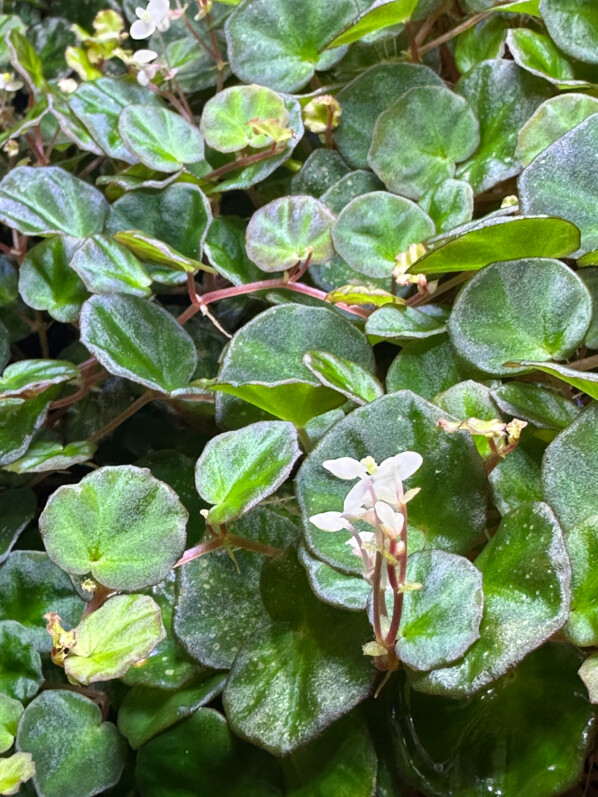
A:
[298,545,371,611]
[69,235,152,297]
[39,465,188,591]
[69,77,164,162]
[578,653,598,703]
[448,258,592,376]
[292,150,351,199]
[246,196,335,272]
[215,304,375,427]
[542,404,598,645]
[396,644,594,797]
[0,490,35,565]
[321,170,384,214]
[334,63,443,170]
[326,285,404,309]
[19,237,88,324]
[200,84,289,153]
[0,391,56,467]
[386,334,464,400]
[196,421,300,524]
[204,217,264,286]
[434,380,500,458]
[80,294,197,394]
[326,0,419,48]
[397,550,483,671]
[223,549,375,755]
[489,434,544,515]
[119,105,205,173]
[509,360,598,400]
[519,114,598,255]
[0,359,79,399]
[0,551,84,652]
[0,166,107,237]
[111,231,206,275]
[0,621,43,702]
[0,259,17,308]
[174,508,297,668]
[225,0,370,92]
[491,382,580,430]
[507,27,579,85]
[297,390,486,573]
[412,216,581,274]
[412,502,570,697]
[331,191,435,279]
[7,29,45,92]
[366,305,449,343]
[0,694,22,754]
[419,179,474,235]
[456,59,552,194]
[516,94,598,168]
[454,16,508,75]
[369,86,479,200]
[118,674,226,749]
[302,350,383,405]
[540,0,598,64]
[63,594,165,684]
[16,690,125,797]
[580,267,598,348]
[0,16,26,66]
[282,712,377,797]
[135,708,283,796]
[3,439,96,474]
[0,752,35,796]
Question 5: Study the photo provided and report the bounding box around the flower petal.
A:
[148,0,170,22]
[392,451,423,480]
[374,501,404,536]
[132,48,157,64]
[309,511,350,532]
[323,457,366,480]
[343,479,370,514]
[130,18,156,38]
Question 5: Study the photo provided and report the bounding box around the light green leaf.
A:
[331,191,435,279]
[7,29,45,92]
[302,350,383,405]
[0,752,35,796]
[510,361,598,400]
[0,166,107,237]
[3,439,96,474]
[369,86,479,200]
[454,16,508,75]
[69,235,152,296]
[246,195,335,272]
[195,422,300,524]
[326,0,419,48]
[507,27,579,85]
[16,691,125,797]
[0,694,22,754]
[39,465,188,591]
[366,305,449,343]
[119,105,205,173]
[412,216,581,274]
[80,294,197,394]
[491,382,580,430]
[63,594,165,684]
[448,258,592,375]
[540,0,598,64]
[0,359,79,399]
[543,404,598,645]
[112,231,208,275]
[297,390,486,573]
[579,653,598,703]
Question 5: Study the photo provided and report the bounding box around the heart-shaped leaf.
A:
[39,465,188,591]
[412,502,570,697]
[16,690,125,797]
[448,258,592,375]
[195,422,300,524]
[119,105,205,173]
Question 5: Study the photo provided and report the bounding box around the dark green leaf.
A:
[366,305,449,343]
[0,621,43,702]
[69,235,152,297]
[386,334,464,400]
[119,105,205,173]
[540,0,598,64]
[0,490,35,565]
[491,382,580,430]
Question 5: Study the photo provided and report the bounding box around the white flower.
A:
[328,451,423,512]
[130,0,170,40]
[374,501,404,540]
[309,511,352,532]
[0,72,23,92]
[131,48,160,85]
[58,77,78,94]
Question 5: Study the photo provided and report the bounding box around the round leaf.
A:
[297,390,487,573]
[246,195,335,272]
[298,545,371,611]
[119,105,205,173]
[16,690,125,797]
[419,178,474,234]
[368,86,479,200]
[331,191,435,279]
[366,305,449,342]
[448,258,592,375]
[39,465,188,591]
[80,294,197,394]
[540,0,598,64]
[386,334,464,400]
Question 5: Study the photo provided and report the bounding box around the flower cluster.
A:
[130,0,171,40]
[310,451,422,586]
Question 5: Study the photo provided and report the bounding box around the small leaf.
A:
[491,382,580,431]
[0,391,56,468]
[8,29,45,91]
[540,0,598,64]
[63,594,165,684]
[366,305,449,343]
[327,0,419,48]
[0,621,43,702]
[0,166,107,237]
[509,360,598,400]
[448,258,592,375]
[112,231,209,275]
[0,490,36,566]
[16,691,125,797]
[0,694,22,754]
[0,752,35,796]
[326,284,405,308]
[196,421,300,524]
[302,350,383,405]
[204,216,265,286]
[419,178,474,234]
[80,294,197,394]
[489,435,544,515]
[507,27,579,86]
[119,105,205,173]
[69,235,152,296]
[246,195,335,272]
[298,544,371,611]
[369,86,479,200]
[39,465,188,591]
[386,334,464,399]
[412,502,571,697]
[0,359,79,400]
[331,191,435,279]
[3,439,96,474]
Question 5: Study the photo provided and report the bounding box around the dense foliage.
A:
[0,0,597,795]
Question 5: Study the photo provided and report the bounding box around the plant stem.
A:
[88,390,154,444]
[82,584,114,618]
[419,10,492,55]
[203,143,284,182]
[568,353,598,371]
[372,551,384,645]
[174,536,225,567]
[227,533,282,557]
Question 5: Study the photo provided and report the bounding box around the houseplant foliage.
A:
[0,0,597,795]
